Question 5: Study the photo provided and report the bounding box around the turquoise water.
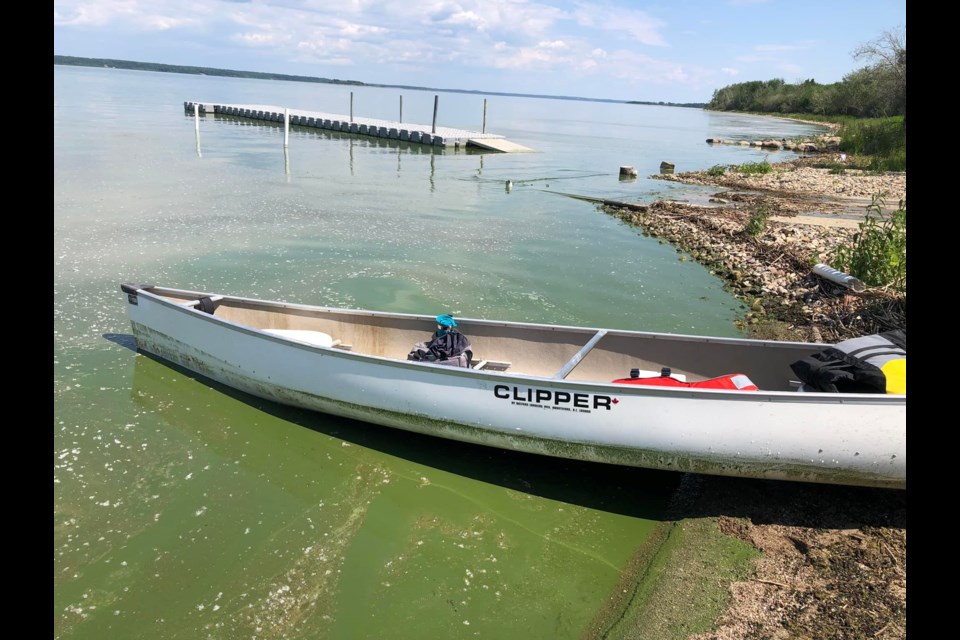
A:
[54,65,825,639]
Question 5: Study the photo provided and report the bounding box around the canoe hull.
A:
[124,287,906,489]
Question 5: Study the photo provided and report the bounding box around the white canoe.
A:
[120,284,906,489]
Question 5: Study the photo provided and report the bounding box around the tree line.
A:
[53,55,365,86]
[706,28,905,119]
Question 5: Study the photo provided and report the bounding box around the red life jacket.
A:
[612,373,758,391]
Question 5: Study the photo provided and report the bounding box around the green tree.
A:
[852,26,906,119]
[706,26,906,120]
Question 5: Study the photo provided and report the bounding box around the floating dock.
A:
[184,101,535,153]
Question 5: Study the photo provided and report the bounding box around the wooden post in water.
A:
[192,102,201,156]
[399,95,403,123]
[432,95,438,134]
[482,99,487,134]
[350,92,354,123]
[284,108,289,147]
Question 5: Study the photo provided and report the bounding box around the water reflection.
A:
[212,113,495,156]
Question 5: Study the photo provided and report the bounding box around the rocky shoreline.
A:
[604,156,906,343]
[603,155,907,639]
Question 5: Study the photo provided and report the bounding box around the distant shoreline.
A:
[53,55,707,109]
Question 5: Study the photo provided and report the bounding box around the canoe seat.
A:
[473,359,512,371]
[263,329,339,348]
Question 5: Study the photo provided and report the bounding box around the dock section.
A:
[184,102,535,153]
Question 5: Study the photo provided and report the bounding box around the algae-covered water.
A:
[54,64,825,638]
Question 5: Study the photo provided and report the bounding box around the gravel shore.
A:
[657,160,906,205]
[601,155,907,640]
[604,157,906,342]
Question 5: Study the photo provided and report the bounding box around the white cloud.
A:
[54,0,201,30]
[493,43,565,70]
[488,36,713,92]
[445,10,485,29]
[573,3,667,46]
[142,15,197,30]
[420,0,566,40]
[54,1,134,27]
[339,23,389,37]
[234,31,289,47]
[721,67,739,75]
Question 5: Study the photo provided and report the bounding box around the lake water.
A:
[54,65,825,639]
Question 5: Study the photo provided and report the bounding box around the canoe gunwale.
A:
[126,285,905,404]
[137,284,832,350]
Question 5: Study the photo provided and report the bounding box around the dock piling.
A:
[432,95,438,134]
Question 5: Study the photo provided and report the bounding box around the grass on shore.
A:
[775,113,905,172]
[830,195,907,292]
[835,117,905,172]
[726,112,906,172]
[737,160,773,176]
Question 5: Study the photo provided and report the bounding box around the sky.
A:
[53,0,906,103]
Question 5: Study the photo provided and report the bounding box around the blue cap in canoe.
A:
[436,314,457,329]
